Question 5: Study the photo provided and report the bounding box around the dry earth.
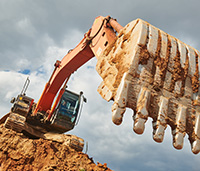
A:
[0,124,111,171]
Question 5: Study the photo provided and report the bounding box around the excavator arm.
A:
[1,16,122,152]
[33,16,122,118]
[33,37,94,115]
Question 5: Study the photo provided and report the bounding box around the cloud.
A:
[1,1,200,171]
[16,17,36,37]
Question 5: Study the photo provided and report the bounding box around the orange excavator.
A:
[0,16,123,151]
[1,16,200,154]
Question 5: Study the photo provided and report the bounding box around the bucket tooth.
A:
[133,87,151,134]
[97,81,113,101]
[172,105,187,149]
[174,80,182,96]
[153,96,169,143]
[137,63,154,85]
[160,31,168,59]
[112,73,129,125]
[153,124,166,143]
[184,77,193,99]
[111,103,126,125]
[192,113,200,154]
[187,46,196,77]
[171,41,187,95]
[147,25,158,55]
[153,31,168,89]
[194,86,200,106]
[163,71,172,91]
[178,41,187,68]
[192,139,200,154]
[163,37,177,90]
[153,67,162,89]
[188,46,199,101]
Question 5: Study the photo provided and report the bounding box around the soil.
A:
[0,124,111,171]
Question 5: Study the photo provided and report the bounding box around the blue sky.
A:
[0,0,200,170]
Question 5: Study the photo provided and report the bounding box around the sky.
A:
[0,0,200,170]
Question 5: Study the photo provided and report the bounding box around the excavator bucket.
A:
[96,19,200,154]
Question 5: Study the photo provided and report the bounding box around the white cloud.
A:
[16,17,36,37]
[1,1,200,171]
[0,71,45,115]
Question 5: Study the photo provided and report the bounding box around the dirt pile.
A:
[0,124,111,171]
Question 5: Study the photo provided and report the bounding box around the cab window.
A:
[58,90,80,123]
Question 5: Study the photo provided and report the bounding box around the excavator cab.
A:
[10,94,33,117]
[50,89,86,133]
[10,77,34,117]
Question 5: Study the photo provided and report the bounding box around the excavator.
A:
[1,15,200,154]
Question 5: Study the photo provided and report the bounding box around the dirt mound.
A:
[0,124,111,171]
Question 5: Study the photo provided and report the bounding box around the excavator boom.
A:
[34,16,120,116]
